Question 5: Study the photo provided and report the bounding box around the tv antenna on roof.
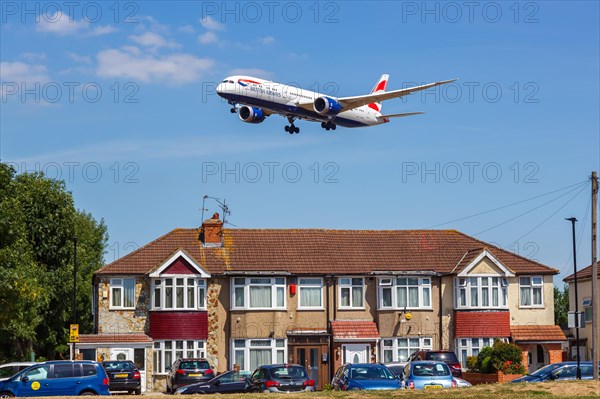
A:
[201,195,235,226]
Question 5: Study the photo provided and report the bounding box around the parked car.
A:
[174,370,251,394]
[510,361,600,383]
[408,350,462,378]
[166,358,214,393]
[0,360,110,397]
[331,363,401,391]
[102,360,141,395]
[402,361,457,390]
[383,362,407,378]
[0,363,37,382]
[246,364,315,393]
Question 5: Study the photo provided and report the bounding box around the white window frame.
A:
[110,278,136,310]
[230,339,287,371]
[583,297,593,323]
[381,337,432,363]
[457,337,507,368]
[519,276,544,308]
[454,276,508,310]
[338,277,365,309]
[151,276,207,311]
[297,277,324,310]
[152,340,206,375]
[231,277,286,310]
[378,277,432,310]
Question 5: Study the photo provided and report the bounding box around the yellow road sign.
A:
[69,324,79,343]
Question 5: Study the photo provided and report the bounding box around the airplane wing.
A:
[293,79,456,112]
[377,112,424,120]
[338,79,457,110]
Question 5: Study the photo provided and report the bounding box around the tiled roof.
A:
[78,334,152,344]
[331,320,380,341]
[95,228,558,276]
[511,325,567,342]
[455,311,511,338]
[564,262,599,282]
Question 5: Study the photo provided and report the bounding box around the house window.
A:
[232,277,286,310]
[298,278,323,309]
[339,277,364,308]
[455,277,507,309]
[583,297,593,323]
[230,339,286,371]
[152,278,206,310]
[152,340,206,374]
[457,337,507,368]
[381,337,432,363]
[110,278,135,309]
[519,276,543,307]
[378,277,432,309]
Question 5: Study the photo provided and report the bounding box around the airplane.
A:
[215,74,456,134]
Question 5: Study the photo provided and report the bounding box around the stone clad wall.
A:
[97,277,149,334]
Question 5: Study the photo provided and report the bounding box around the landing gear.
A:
[230,108,236,113]
[285,117,300,134]
[321,121,336,131]
[284,124,300,134]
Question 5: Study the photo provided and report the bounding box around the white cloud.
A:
[36,11,88,35]
[198,31,219,45]
[67,52,92,64]
[91,25,118,36]
[96,48,215,85]
[259,36,275,45]
[199,16,226,31]
[20,52,47,61]
[229,68,274,80]
[179,25,195,33]
[0,61,50,83]
[129,32,180,49]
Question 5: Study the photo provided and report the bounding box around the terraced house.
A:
[78,213,565,391]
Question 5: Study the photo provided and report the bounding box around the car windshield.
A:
[529,363,563,377]
[386,365,403,377]
[103,362,135,371]
[350,366,396,380]
[180,361,210,370]
[0,367,17,379]
[426,352,459,363]
[269,366,308,379]
[413,363,451,377]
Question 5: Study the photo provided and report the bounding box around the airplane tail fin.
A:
[368,74,389,113]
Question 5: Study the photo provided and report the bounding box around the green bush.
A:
[470,340,525,374]
[466,356,478,371]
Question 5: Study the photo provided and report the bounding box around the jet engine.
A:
[313,96,342,115]
[238,106,266,123]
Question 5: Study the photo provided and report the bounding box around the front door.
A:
[343,344,370,364]
[110,348,146,392]
[294,346,325,390]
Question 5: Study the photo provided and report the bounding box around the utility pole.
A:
[72,237,77,360]
[567,217,581,379]
[591,171,598,380]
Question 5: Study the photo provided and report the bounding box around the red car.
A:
[408,351,462,378]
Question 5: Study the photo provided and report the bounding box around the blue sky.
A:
[1,1,598,283]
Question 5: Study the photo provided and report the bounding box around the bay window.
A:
[381,337,432,363]
[153,340,206,374]
[339,277,364,308]
[152,277,206,310]
[455,276,507,309]
[519,276,543,307]
[458,337,507,368]
[378,277,432,309]
[232,277,286,310]
[231,339,287,371]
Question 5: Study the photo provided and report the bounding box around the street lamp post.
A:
[566,217,581,380]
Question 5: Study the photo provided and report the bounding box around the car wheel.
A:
[0,392,15,398]
[135,388,142,395]
[79,391,97,396]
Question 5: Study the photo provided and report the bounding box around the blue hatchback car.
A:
[331,363,401,391]
[0,360,110,397]
[402,361,456,390]
[510,361,600,383]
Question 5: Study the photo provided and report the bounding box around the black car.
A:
[174,370,252,394]
[102,360,141,395]
[246,364,315,393]
[166,358,214,393]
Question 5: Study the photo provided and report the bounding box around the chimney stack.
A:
[200,212,223,246]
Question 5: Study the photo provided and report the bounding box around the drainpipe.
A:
[438,275,443,350]
[326,276,332,383]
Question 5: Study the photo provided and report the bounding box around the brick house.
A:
[78,214,565,391]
